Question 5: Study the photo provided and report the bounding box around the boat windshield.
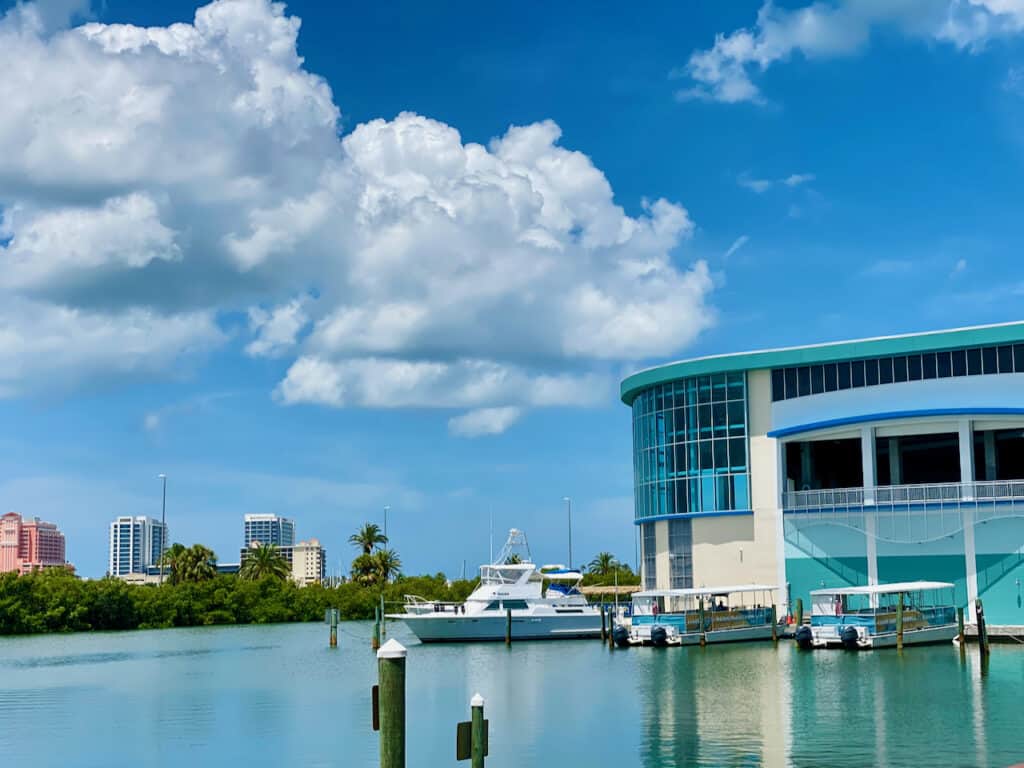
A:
[480,565,528,585]
[812,586,955,616]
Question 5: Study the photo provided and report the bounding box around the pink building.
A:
[0,512,69,574]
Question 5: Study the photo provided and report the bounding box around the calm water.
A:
[1,622,1022,768]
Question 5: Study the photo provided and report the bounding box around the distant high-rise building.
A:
[243,514,295,549]
[109,516,167,577]
[290,539,326,586]
[0,512,69,574]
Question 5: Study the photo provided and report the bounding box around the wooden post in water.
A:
[471,693,486,768]
[600,606,607,642]
[377,639,407,768]
[975,598,990,657]
[608,604,615,651]
[795,598,803,628]
[770,604,778,643]
[698,597,707,647]
[380,595,387,639]
[373,605,381,651]
[957,606,966,655]
[505,608,512,646]
[896,592,904,652]
[329,608,338,648]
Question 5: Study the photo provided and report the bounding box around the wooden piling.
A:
[329,608,338,648]
[505,608,512,646]
[698,597,707,646]
[600,606,607,642]
[380,595,387,639]
[957,606,965,655]
[770,604,778,643]
[471,693,486,768]
[896,592,904,652]
[373,605,381,651]
[378,639,407,768]
[795,598,804,628]
[975,598,990,657]
[608,606,614,651]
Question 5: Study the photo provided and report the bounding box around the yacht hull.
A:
[394,613,603,643]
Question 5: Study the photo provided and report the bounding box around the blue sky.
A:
[1,0,1023,578]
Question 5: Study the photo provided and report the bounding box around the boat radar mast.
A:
[493,528,533,565]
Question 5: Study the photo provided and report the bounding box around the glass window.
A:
[713,439,729,471]
[1016,345,1024,373]
[797,366,811,396]
[998,346,1013,374]
[727,372,745,400]
[922,352,937,379]
[893,356,907,383]
[654,387,665,412]
[951,349,967,377]
[982,346,997,374]
[865,358,879,386]
[936,351,952,378]
[851,359,865,387]
[837,361,851,389]
[727,400,745,436]
[697,376,712,404]
[824,363,838,391]
[698,405,712,437]
[879,357,893,385]
[907,355,921,380]
[712,403,728,437]
[967,347,981,375]
[699,441,713,474]
[771,369,785,402]
[711,374,728,402]
[732,474,749,510]
[729,438,747,471]
[810,365,824,394]
[716,475,732,510]
[674,444,687,476]
[701,476,716,512]
[784,368,797,399]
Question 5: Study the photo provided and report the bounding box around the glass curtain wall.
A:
[668,518,693,589]
[632,372,749,521]
[641,523,657,590]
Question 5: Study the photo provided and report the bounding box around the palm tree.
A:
[239,543,290,581]
[166,544,216,584]
[373,549,402,583]
[587,552,616,576]
[349,523,388,555]
[159,543,187,585]
[504,553,522,565]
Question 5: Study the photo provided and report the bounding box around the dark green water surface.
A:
[1,622,1021,767]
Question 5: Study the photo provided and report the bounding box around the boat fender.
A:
[650,625,668,647]
[840,625,860,650]
[612,625,631,648]
[795,625,813,650]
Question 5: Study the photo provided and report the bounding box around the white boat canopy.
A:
[634,584,778,599]
[540,570,585,581]
[809,581,955,597]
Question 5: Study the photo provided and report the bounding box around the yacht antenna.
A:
[489,507,493,564]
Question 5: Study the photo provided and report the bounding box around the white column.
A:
[959,419,979,608]
[861,427,878,596]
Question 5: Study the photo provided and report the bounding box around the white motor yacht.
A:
[389,529,603,643]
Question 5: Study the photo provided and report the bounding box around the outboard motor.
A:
[795,624,813,650]
[650,625,668,647]
[612,625,631,648]
[840,625,861,650]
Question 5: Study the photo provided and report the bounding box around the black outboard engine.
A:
[795,624,813,650]
[650,625,668,647]
[612,625,631,648]
[840,625,861,650]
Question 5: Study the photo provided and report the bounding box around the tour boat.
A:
[795,581,958,650]
[390,529,603,643]
[613,584,779,647]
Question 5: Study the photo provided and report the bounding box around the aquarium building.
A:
[622,322,1024,625]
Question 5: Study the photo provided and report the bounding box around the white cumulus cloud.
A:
[448,407,523,437]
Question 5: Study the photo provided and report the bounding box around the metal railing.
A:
[782,480,1024,544]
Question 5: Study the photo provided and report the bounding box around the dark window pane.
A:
[879,357,893,385]
[967,348,982,375]
[727,400,745,436]
[893,356,907,383]
[838,361,851,389]
[998,346,1013,374]
[982,347,997,375]
[811,365,825,394]
[865,358,879,386]
[937,351,952,378]
[824,364,838,391]
[712,403,727,436]
[852,359,865,387]
[729,438,746,470]
[771,369,784,402]
[698,405,712,437]
[654,387,665,412]
[797,366,811,397]
[952,349,967,377]
[727,372,745,400]
[1016,345,1024,373]
[784,368,798,399]
[713,439,729,470]
[922,352,937,379]
[699,441,713,473]
[712,374,728,402]
[908,355,922,380]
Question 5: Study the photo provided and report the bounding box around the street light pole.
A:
[562,496,572,569]
[158,473,167,586]
[384,504,391,542]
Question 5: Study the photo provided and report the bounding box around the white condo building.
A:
[109,516,167,577]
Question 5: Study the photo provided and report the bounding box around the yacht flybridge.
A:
[390,529,603,643]
[796,581,958,650]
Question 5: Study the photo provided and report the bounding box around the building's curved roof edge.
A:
[620,320,1024,405]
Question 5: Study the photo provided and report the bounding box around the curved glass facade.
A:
[632,372,749,521]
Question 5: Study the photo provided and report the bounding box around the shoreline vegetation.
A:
[0,523,637,636]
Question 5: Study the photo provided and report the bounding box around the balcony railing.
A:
[782,480,1024,544]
